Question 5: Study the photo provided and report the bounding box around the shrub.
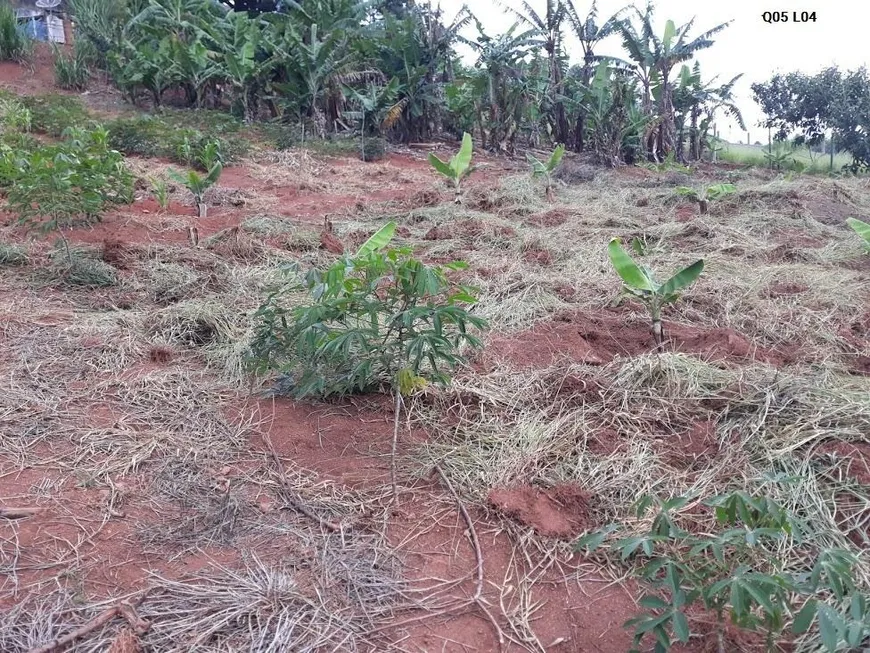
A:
[6,126,133,263]
[21,95,91,137]
[577,492,870,653]
[106,115,247,168]
[0,1,31,62]
[0,97,31,133]
[53,43,91,91]
[361,136,386,162]
[248,222,487,399]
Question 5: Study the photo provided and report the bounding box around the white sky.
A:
[438,0,870,143]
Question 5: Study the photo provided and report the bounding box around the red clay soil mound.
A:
[815,441,870,485]
[488,483,592,538]
[487,310,789,369]
[526,208,570,227]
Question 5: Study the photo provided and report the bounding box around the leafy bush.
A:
[248,222,487,399]
[0,96,31,133]
[361,136,386,162]
[106,115,247,168]
[577,492,870,653]
[608,237,704,350]
[21,95,91,137]
[6,126,133,262]
[0,1,31,62]
[53,43,91,91]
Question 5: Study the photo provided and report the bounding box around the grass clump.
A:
[50,248,118,287]
[0,1,31,62]
[52,43,90,91]
[0,242,27,265]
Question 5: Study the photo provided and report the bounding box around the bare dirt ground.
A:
[1,50,870,652]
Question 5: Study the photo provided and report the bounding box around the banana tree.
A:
[219,12,274,122]
[608,237,704,350]
[527,143,565,200]
[675,183,736,214]
[428,132,473,203]
[170,162,222,219]
[342,77,404,159]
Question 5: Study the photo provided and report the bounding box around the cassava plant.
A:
[847,217,870,248]
[169,163,222,219]
[429,132,474,204]
[248,221,487,496]
[576,492,870,653]
[527,143,566,201]
[608,238,704,351]
[675,183,736,214]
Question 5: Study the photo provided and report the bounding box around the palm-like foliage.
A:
[497,0,569,143]
[673,62,744,160]
[564,0,627,149]
[618,2,731,160]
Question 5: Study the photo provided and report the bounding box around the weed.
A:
[608,237,704,350]
[527,144,566,201]
[0,242,27,265]
[429,133,474,204]
[0,97,31,133]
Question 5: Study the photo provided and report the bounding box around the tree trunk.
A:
[549,46,568,145]
[660,67,676,158]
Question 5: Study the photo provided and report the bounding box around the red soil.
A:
[487,309,792,369]
[488,483,592,538]
[815,441,870,485]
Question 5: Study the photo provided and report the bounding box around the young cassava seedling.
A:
[847,217,870,248]
[170,162,222,219]
[676,183,736,214]
[527,143,565,201]
[428,132,474,204]
[608,238,704,351]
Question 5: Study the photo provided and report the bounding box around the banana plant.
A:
[608,238,704,351]
[676,183,736,214]
[847,218,870,248]
[527,143,565,201]
[169,162,222,219]
[428,132,474,204]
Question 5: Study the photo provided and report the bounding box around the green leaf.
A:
[608,238,654,291]
[847,217,870,245]
[817,603,844,652]
[451,132,473,178]
[355,222,397,257]
[547,143,565,171]
[428,153,455,180]
[659,260,704,297]
[639,595,670,610]
[792,599,816,634]
[672,610,690,643]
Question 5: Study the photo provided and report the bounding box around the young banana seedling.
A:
[608,238,704,351]
[676,183,736,214]
[428,132,474,204]
[170,162,222,219]
[847,217,870,248]
[527,143,565,201]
